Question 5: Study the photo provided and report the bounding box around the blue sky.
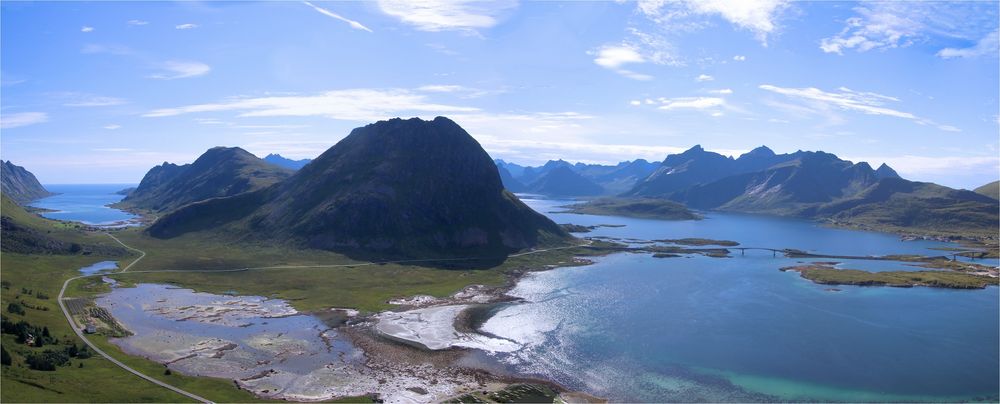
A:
[1,1,998,189]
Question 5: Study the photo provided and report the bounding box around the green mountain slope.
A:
[1,161,53,204]
[116,147,292,212]
[974,180,999,200]
[0,195,125,255]
[149,117,568,258]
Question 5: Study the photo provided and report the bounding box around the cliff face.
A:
[1,160,53,204]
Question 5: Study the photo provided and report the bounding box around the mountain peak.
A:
[875,163,901,179]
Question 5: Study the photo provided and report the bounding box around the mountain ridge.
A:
[1,160,54,204]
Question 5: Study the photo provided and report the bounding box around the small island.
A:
[562,197,701,220]
[780,263,999,289]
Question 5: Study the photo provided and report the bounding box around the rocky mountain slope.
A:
[1,160,53,204]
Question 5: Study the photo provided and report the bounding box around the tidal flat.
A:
[96,283,505,403]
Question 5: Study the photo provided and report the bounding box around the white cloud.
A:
[148,60,211,80]
[696,74,714,82]
[417,84,466,93]
[820,2,999,55]
[629,100,642,106]
[376,0,517,33]
[658,97,726,111]
[937,29,999,59]
[708,88,733,95]
[175,23,198,30]
[759,84,958,131]
[81,26,94,32]
[590,45,653,80]
[1,112,48,129]
[103,124,122,130]
[303,1,373,32]
[637,0,790,44]
[733,55,747,61]
[127,20,149,26]
[143,88,479,121]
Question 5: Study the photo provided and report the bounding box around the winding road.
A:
[55,234,593,402]
[57,235,212,404]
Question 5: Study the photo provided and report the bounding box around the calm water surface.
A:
[478,197,999,402]
[30,184,137,225]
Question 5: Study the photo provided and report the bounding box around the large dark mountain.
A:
[1,160,53,204]
[527,165,605,197]
[626,145,741,197]
[149,117,567,258]
[117,147,293,212]
[874,163,901,180]
[263,153,312,171]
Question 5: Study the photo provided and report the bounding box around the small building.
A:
[85,322,97,334]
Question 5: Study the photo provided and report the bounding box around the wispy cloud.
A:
[590,45,653,80]
[376,0,517,33]
[127,20,149,26]
[708,88,733,95]
[143,88,479,121]
[938,29,999,59]
[733,55,747,61]
[820,2,999,56]
[657,97,726,111]
[1,112,48,129]
[303,1,373,32]
[175,23,198,30]
[103,124,122,130]
[81,26,94,33]
[54,92,127,107]
[637,0,790,45]
[759,84,958,131]
[696,74,714,82]
[148,60,211,80]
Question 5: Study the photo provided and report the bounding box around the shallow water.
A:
[30,184,138,225]
[477,197,1000,402]
[78,260,117,275]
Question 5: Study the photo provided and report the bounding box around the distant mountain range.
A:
[1,160,54,204]
[495,158,658,196]
[624,145,997,237]
[262,153,312,170]
[149,117,566,258]
[116,147,293,212]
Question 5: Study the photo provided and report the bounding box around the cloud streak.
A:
[376,0,517,33]
[1,112,48,129]
[143,88,479,121]
[148,60,211,79]
[303,1,373,32]
[759,84,958,131]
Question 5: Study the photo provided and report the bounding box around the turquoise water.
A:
[30,184,137,225]
[479,197,1000,402]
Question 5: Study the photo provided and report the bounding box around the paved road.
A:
[56,235,213,404]
[55,234,592,402]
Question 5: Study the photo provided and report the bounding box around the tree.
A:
[164,368,172,375]
[1,345,11,366]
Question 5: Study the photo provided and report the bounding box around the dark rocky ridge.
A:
[149,117,568,258]
[117,147,293,212]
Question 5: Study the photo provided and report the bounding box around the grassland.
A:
[781,264,999,289]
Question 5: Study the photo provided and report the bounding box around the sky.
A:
[1,0,998,189]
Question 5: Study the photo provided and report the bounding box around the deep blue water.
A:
[30,184,138,225]
[480,197,1000,402]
